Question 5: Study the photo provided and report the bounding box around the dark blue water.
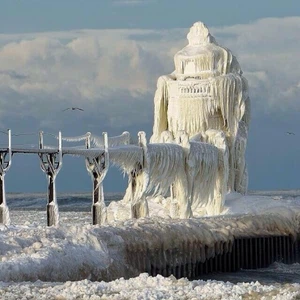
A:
[200,262,300,285]
[6,192,124,211]
[7,189,300,212]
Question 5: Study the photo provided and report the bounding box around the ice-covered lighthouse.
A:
[0,22,299,285]
[151,22,250,195]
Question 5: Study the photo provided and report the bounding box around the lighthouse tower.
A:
[151,22,250,194]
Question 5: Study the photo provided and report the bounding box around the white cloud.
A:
[0,17,299,136]
[211,17,300,112]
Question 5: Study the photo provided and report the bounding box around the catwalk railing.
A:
[0,129,123,226]
[0,130,299,280]
[0,128,231,227]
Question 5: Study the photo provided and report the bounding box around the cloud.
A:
[211,17,300,112]
[1,17,300,191]
[0,31,167,135]
[0,17,299,137]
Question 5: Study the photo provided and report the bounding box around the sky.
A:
[0,0,300,193]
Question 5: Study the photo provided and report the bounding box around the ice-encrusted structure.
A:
[0,22,250,224]
[176,129,229,216]
[151,22,250,195]
[105,22,250,219]
[110,129,228,219]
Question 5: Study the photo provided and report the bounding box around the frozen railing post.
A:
[0,129,12,225]
[85,132,109,225]
[130,131,149,219]
[38,131,62,226]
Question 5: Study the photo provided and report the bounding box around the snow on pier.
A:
[0,203,300,282]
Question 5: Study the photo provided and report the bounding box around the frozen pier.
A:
[136,235,300,279]
[0,129,299,281]
[102,215,300,281]
[0,128,299,280]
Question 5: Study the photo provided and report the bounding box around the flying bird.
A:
[62,107,84,112]
[286,132,295,135]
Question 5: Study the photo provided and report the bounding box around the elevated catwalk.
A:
[0,130,299,280]
[0,129,139,226]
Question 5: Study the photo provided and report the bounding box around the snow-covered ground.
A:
[1,273,300,300]
[0,191,300,299]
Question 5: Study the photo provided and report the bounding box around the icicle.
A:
[160,130,174,143]
[92,131,130,148]
[109,145,143,175]
[150,21,250,196]
[49,133,89,142]
[151,75,173,143]
[129,132,150,219]
[204,129,229,214]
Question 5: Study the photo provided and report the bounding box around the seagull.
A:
[286,131,295,135]
[62,107,84,112]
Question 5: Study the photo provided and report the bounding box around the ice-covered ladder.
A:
[0,129,12,225]
[85,132,109,225]
[38,131,63,226]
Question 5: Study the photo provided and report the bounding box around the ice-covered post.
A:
[169,184,178,218]
[130,131,149,219]
[0,129,12,225]
[85,132,109,225]
[203,130,229,215]
[85,132,91,150]
[38,131,62,226]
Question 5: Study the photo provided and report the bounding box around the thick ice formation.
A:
[111,22,250,218]
[91,131,130,147]
[151,22,250,196]
[117,132,190,219]
[0,22,250,223]
[109,127,228,218]
[0,192,299,299]
[1,193,300,284]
